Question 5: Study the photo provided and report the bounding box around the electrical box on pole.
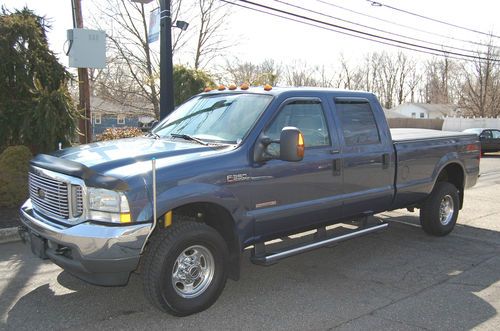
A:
[67,28,106,69]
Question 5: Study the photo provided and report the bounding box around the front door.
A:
[247,98,343,239]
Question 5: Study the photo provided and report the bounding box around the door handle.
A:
[382,153,390,169]
[333,159,342,176]
[330,149,340,154]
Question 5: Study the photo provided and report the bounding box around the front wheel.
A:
[142,221,228,316]
[420,182,460,236]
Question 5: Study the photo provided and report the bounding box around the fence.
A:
[387,118,444,130]
[442,117,500,131]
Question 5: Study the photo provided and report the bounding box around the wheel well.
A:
[436,163,465,208]
[163,202,240,280]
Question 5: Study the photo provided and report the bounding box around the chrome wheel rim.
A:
[171,245,215,298]
[439,195,454,226]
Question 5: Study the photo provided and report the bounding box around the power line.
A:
[366,0,500,39]
[313,0,500,50]
[229,0,500,62]
[271,0,488,57]
[219,0,489,63]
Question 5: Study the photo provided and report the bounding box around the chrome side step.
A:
[250,221,388,266]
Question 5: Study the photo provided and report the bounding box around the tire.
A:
[142,221,228,316]
[420,182,460,236]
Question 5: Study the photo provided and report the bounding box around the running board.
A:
[251,222,388,266]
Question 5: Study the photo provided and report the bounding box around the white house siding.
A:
[392,104,429,118]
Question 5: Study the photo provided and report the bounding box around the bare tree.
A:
[193,0,232,70]
[459,41,500,117]
[89,0,167,117]
[88,0,231,118]
[223,58,282,85]
[284,61,320,87]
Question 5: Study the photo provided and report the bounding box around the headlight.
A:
[88,188,131,223]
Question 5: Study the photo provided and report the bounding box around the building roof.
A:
[383,109,409,118]
[90,96,155,117]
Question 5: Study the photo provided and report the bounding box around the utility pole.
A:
[72,0,92,144]
[160,0,175,119]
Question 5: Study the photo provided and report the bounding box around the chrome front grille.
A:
[28,168,85,223]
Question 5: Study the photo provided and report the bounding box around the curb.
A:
[0,227,21,244]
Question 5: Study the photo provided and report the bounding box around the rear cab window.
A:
[334,99,381,146]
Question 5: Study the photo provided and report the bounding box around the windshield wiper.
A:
[170,133,209,146]
[146,132,160,139]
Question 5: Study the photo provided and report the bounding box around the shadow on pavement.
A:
[3,216,500,330]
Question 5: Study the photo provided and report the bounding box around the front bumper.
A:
[19,199,152,286]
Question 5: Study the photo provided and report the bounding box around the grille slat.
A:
[28,170,83,222]
[29,191,68,211]
[29,175,67,193]
[31,196,69,216]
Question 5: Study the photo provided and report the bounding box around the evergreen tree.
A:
[0,8,78,153]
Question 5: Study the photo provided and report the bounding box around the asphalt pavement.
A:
[1,156,499,330]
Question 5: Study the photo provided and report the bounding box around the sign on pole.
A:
[148,7,160,43]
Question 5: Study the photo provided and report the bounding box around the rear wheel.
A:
[142,221,228,316]
[420,182,460,236]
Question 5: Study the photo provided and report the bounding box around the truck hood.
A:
[51,137,229,173]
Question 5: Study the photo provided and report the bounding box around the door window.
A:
[335,100,380,146]
[265,100,330,156]
[481,130,493,139]
[492,130,500,139]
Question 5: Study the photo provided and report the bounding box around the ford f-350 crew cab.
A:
[19,87,480,316]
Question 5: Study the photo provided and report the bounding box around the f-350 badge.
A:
[226,174,249,183]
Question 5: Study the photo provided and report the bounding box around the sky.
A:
[2,0,500,70]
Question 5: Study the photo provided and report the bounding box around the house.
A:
[391,103,462,119]
[90,96,155,137]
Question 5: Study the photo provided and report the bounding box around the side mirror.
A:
[279,126,305,162]
[253,127,305,163]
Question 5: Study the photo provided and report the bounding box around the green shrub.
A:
[0,145,32,208]
[96,127,144,141]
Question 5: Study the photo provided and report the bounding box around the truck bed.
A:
[390,128,477,142]
[390,128,480,210]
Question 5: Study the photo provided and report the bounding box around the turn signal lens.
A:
[297,133,305,158]
[119,213,131,223]
[298,133,304,146]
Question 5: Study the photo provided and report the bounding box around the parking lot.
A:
[1,156,499,331]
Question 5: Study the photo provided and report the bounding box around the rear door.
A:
[331,97,395,217]
[491,130,500,151]
[480,130,494,151]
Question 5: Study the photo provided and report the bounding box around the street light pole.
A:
[159,0,174,120]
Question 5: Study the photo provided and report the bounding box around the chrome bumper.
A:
[19,199,152,286]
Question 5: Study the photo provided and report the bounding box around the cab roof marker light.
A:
[264,84,273,91]
[218,84,226,91]
[204,87,212,92]
[228,84,237,90]
[240,83,249,90]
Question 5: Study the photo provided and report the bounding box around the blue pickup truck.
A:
[19,86,480,316]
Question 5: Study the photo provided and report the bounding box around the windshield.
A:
[153,94,273,144]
